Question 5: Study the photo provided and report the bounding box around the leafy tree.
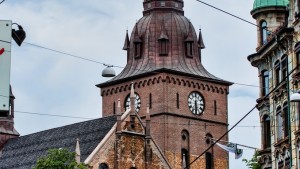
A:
[33,148,89,169]
[242,151,261,169]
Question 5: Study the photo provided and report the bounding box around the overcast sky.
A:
[1,0,259,168]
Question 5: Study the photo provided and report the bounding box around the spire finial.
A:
[198,28,205,49]
[146,104,150,120]
[75,138,81,164]
[122,30,130,50]
[117,99,121,114]
[130,82,135,113]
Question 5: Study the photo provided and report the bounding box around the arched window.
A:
[276,106,283,141]
[149,93,152,109]
[214,100,217,115]
[274,60,281,86]
[261,21,268,44]
[181,130,190,169]
[205,133,213,145]
[276,153,284,169]
[99,163,108,169]
[283,102,289,138]
[261,70,269,96]
[262,115,271,149]
[113,102,116,115]
[177,93,180,109]
[281,55,288,80]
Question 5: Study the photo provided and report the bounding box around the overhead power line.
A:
[195,0,258,27]
[15,110,94,120]
[0,0,5,4]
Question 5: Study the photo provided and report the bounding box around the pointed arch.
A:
[171,77,176,84]
[143,80,147,87]
[176,78,181,85]
[157,76,162,83]
[153,77,158,84]
[120,86,124,92]
[147,79,152,86]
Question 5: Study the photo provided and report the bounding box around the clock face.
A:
[188,92,205,115]
[125,93,141,113]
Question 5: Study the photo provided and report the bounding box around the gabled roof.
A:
[0,116,117,169]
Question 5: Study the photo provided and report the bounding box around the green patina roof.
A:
[253,0,289,10]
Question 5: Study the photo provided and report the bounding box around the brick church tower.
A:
[97,0,232,168]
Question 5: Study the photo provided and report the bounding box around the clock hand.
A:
[195,101,197,114]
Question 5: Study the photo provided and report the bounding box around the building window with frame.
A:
[295,42,300,67]
[283,102,289,138]
[298,102,300,128]
[261,70,269,96]
[262,115,271,149]
[274,60,281,86]
[261,21,268,44]
[276,106,283,141]
[297,52,300,67]
[281,55,287,80]
[297,142,300,169]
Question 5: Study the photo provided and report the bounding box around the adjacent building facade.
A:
[0,0,232,169]
[248,0,300,168]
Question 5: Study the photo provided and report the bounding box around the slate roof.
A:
[0,115,117,169]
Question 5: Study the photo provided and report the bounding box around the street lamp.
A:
[102,64,116,77]
[290,90,300,102]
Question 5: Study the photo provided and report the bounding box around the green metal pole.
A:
[287,59,293,168]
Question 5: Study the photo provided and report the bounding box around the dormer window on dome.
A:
[133,24,143,59]
[158,22,169,56]
[185,40,193,58]
[185,23,194,58]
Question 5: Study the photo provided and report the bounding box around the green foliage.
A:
[33,148,89,169]
[242,151,261,169]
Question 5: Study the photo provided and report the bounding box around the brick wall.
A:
[100,72,230,168]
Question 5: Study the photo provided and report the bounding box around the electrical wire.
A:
[23,42,124,68]
[195,0,258,27]
[14,110,94,120]
[0,0,5,4]
[12,108,300,128]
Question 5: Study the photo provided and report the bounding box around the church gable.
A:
[86,87,171,169]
